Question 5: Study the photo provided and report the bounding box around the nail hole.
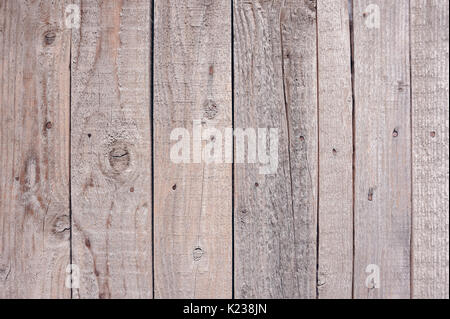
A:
[45,121,53,129]
[393,128,399,138]
[368,188,374,201]
[87,133,92,138]
[332,148,337,155]
[130,187,134,193]
[172,184,177,191]
[430,131,436,138]
[254,182,259,188]
[300,136,305,142]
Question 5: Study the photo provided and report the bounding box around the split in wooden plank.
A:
[70,0,152,298]
[0,0,71,298]
[234,0,318,299]
[317,0,353,299]
[352,0,411,298]
[153,0,232,298]
[411,0,449,300]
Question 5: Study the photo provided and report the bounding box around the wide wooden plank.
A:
[234,0,318,298]
[0,0,71,298]
[153,0,232,298]
[353,0,411,298]
[70,0,152,298]
[411,0,449,299]
[317,0,353,299]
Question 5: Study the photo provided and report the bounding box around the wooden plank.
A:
[0,0,71,298]
[410,0,449,299]
[153,0,232,298]
[316,0,353,299]
[70,0,152,298]
[353,0,411,298]
[234,0,318,298]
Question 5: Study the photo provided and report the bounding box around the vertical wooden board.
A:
[353,0,411,298]
[154,0,232,298]
[0,0,71,298]
[411,0,449,299]
[234,0,318,298]
[71,0,152,298]
[317,0,353,299]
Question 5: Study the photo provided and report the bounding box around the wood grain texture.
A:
[411,0,449,299]
[0,0,71,298]
[353,0,411,298]
[317,0,353,299]
[153,0,232,298]
[70,0,152,298]
[234,0,318,299]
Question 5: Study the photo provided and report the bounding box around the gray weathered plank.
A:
[317,0,353,299]
[0,0,71,298]
[353,0,411,298]
[153,0,232,298]
[234,0,318,299]
[411,0,449,299]
[70,0,152,298]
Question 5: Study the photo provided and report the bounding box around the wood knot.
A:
[44,31,56,45]
[193,247,204,261]
[108,142,131,173]
[203,100,219,120]
[51,215,70,239]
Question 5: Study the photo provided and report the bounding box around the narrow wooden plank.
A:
[353,0,411,298]
[71,0,152,298]
[317,0,353,299]
[154,0,232,298]
[411,0,449,299]
[0,0,71,298]
[234,0,318,298]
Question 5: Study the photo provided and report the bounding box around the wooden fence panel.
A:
[70,0,152,298]
[153,0,232,298]
[317,0,354,299]
[234,0,318,299]
[0,0,71,298]
[411,0,449,299]
[0,0,449,300]
[353,0,411,298]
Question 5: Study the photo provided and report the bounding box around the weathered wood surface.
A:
[153,0,232,298]
[411,0,449,300]
[353,0,412,298]
[0,0,71,298]
[317,0,353,299]
[234,0,318,299]
[0,0,449,299]
[70,0,152,298]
